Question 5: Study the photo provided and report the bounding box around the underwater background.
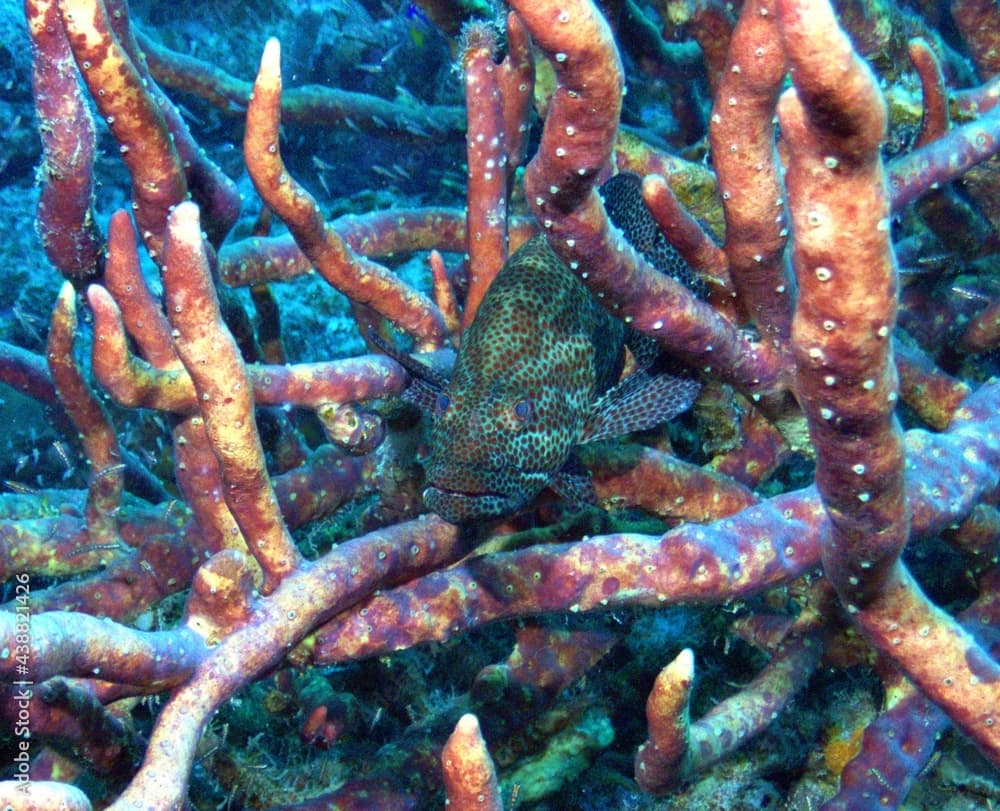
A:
[2,0,1000,808]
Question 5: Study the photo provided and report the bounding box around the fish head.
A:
[422,337,593,523]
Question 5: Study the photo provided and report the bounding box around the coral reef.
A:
[2,0,1000,808]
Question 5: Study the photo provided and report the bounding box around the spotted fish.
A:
[385,173,703,523]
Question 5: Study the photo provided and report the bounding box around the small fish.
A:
[378,174,703,523]
[951,282,994,303]
[403,2,432,48]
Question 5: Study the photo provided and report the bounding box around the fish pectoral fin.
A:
[582,372,701,443]
[549,454,597,509]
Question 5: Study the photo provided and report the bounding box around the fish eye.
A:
[512,398,533,422]
[435,392,450,414]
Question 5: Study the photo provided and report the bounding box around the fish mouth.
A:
[424,484,504,499]
[422,484,519,523]
[423,484,510,505]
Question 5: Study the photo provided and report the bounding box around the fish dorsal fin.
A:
[625,329,660,372]
[600,172,709,299]
[582,372,701,444]
[401,375,443,413]
[366,329,449,390]
[364,327,448,413]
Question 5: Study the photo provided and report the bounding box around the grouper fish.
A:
[389,173,703,524]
